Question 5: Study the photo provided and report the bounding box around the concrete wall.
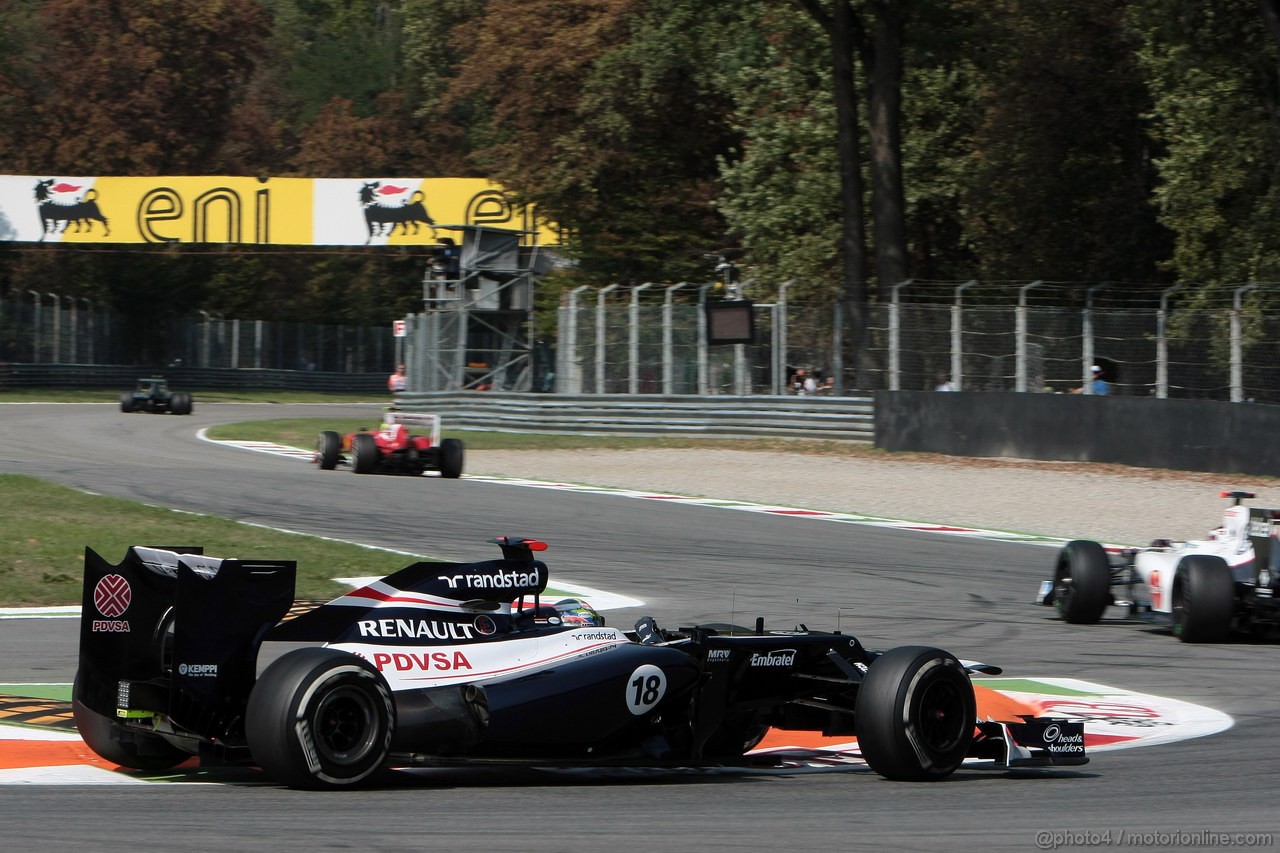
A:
[875,391,1280,477]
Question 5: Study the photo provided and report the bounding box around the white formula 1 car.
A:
[1037,491,1280,642]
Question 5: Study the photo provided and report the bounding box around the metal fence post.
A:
[82,298,95,365]
[951,280,976,390]
[1232,283,1257,402]
[776,280,794,396]
[1157,284,1182,399]
[662,283,687,395]
[47,292,60,364]
[628,283,654,394]
[697,284,711,394]
[561,285,589,394]
[199,310,211,367]
[596,283,621,394]
[1015,280,1043,392]
[28,291,41,362]
[889,280,912,391]
[832,299,844,394]
[1083,282,1110,393]
[65,296,78,363]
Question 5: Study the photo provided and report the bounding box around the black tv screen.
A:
[706,300,755,345]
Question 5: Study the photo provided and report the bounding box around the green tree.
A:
[439,0,744,282]
[959,0,1169,282]
[1129,0,1280,286]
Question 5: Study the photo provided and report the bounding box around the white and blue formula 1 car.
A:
[1038,491,1280,642]
[75,537,1087,789]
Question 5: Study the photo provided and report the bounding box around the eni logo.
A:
[137,186,271,243]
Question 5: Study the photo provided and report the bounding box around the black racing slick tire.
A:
[438,438,464,479]
[351,432,379,474]
[169,392,192,415]
[855,646,976,782]
[120,392,135,413]
[316,431,341,470]
[72,673,188,771]
[245,648,395,790]
[1172,555,1235,643]
[1053,540,1111,624]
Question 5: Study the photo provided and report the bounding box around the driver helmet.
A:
[551,598,605,627]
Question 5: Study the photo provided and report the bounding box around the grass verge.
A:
[0,473,434,606]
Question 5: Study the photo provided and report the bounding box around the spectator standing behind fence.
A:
[389,363,407,393]
[1070,365,1109,395]
[935,372,957,392]
[790,367,809,395]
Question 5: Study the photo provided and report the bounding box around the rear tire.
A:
[438,438,464,479]
[316,431,341,470]
[120,392,135,413]
[245,648,394,789]
[1172,555,1235,643]
[169,392,192,415]
[72,673,188,771]
[352,433,379,474]
[855,646,975,781]
[1053,540,1111,624]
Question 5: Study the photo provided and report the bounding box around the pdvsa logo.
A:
[93,574,131,618]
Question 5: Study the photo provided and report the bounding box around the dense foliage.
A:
[2,0,1279,336]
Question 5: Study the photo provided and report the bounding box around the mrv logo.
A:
[750,649,797,668]
[357,619,475,640]
[441,568,541,591]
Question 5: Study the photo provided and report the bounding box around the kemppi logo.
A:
[93,574,131,618]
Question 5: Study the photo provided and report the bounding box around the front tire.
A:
[1053,540,1111,624]
[245,648,394,789]
[438,438,464,479]
[855,646,975,781]
[72,673,188,771]
[316,431,341,470]
[1172,555,1235,643]
[351,433,379,474]
[120,392,135,413]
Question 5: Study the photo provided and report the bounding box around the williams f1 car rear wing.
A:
[77,546,296,748]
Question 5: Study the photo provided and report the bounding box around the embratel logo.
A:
[749,649,797,668]
[91,573,131,633]
[358,181,434,244]
[34,179,110,241]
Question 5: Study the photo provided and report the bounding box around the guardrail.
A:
[393,391,875,441]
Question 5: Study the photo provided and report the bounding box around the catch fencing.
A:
[555,279,1280,404]
[0,291,396,373]
[7,280,1280,403]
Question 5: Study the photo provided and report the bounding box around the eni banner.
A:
[0,175,558,246]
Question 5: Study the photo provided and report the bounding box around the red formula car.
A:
[315,411,464,478]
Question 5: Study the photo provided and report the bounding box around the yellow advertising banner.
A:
[0,176,559,246]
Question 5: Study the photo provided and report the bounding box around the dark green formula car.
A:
[120,377,193,415]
